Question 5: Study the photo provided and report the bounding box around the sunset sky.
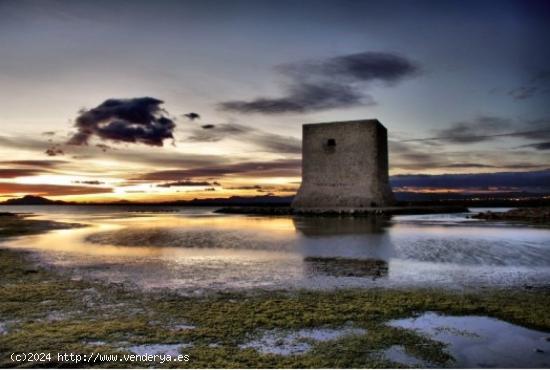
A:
[1,0,549,202]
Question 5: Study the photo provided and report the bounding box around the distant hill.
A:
[2,193,549,207]
[0,194,293,207]
[1,195,68,205]
[173,195,294,206]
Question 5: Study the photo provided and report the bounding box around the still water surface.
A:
[2,206,549,293]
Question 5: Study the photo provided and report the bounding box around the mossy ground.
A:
[1,215,549,368]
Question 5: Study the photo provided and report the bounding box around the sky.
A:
[0,0,549,202]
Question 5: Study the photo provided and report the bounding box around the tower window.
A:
[326,138,336,147]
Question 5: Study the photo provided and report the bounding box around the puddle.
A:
[127,343,191,356]
[389,312,550,368]
[241,327,366,355]
[383,345,428,367]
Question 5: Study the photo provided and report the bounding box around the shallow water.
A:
[389,312,550,368]
[1,206,550,292]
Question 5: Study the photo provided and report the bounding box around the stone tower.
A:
[292,119,394,211]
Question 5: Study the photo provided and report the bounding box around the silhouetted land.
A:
[2,194,550,208]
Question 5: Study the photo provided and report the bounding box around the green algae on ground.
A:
[1,215,550,368]
[2,247,550,368]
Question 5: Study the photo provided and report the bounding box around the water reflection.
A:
[292,216,389,236]
[293,216,393,278]
[1,207,549,292]
[294,216,396,265]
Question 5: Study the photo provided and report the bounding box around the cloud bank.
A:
[391,169,550,191]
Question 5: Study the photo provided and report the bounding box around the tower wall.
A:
[291,119,395,210]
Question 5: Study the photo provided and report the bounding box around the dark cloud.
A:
[278,51,420,83]
[72,180,105,185]
[134,159,301,180]
[224,185,263,191]
[183,112,200,121]
[187,123,301,154]
[444,163,497,168]
[224,184,299,193]
[45,145,64,156]
[156,180,215,187]
[521,142,550,150]
[0,169,44,178]
[391,169,550,191]
[96,144,112,152]
[188,123,248,141]
[219,51,419,114]
[221,82,368,114]
[0,183,112,196]
[67,97,176,147]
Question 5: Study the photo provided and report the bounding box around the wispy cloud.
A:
[0,169,46,178]
[507,69,550,100]
[389,138,549,171]
[519,141,550,151]
[219,51,419,114]
[156,180,218,187]
[134,159,301,180]
[0,183,112,196]
[186,123,301,154]
[0,160,67,168]
[401,116,550,144]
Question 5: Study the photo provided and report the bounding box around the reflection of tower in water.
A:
[292,216,394,279]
